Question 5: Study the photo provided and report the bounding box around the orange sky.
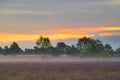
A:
[0,26,120,42]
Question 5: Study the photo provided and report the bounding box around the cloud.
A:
[99,30,120,36]
[0,33,38,41]
[0,10,57,15]
[105,0,120,5]
[0,26,120,42]
[81,8,96,12]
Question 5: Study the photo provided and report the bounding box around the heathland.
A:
[0,56,120,80]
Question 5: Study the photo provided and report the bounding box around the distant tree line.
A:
[0,36,120,56]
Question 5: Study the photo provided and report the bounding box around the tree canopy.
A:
[0,36,120,56]
[9,42,23,54]
[36,36,51,49]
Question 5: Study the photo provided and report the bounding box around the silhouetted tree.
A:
[0,47,3,54]
[104,44,113,55]
[56,42,70,54]
[36,36,51,49]
[95,39,104,52]
[25,48,34,54]
[0,36,116,56]
[67,45,79,56]
[87,39,104,54]
[9,42,23,55]
[77,37,92,54]
[77,37,109,56]
[115,47,120,55]
[4,46,9,55]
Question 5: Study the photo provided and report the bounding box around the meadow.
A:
[0,56,120,80]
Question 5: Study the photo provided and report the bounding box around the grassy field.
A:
[0,61,120,80]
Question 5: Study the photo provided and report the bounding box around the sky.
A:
[0,0,120,49]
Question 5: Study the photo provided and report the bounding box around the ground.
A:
[0,56,120,80]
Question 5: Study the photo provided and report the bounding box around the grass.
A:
[0,62,120,80]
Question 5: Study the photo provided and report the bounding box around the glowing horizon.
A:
[0,26,119,42]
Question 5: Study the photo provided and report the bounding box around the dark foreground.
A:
[0,62,120,80]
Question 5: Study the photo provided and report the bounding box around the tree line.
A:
[0,36,120,56]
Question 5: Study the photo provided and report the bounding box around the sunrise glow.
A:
[0,26,119,42]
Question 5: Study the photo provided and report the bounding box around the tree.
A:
[36,36,51,49]
[99,50,110,56]
[56,42,70,53]
[4,46,9,55]
[36,36,43,47]
[0,47,3,54]
[77,37,106,56]
[77,37,92,53]
[67,45,79,56]
[104,44,113,55]
[9,42,23,54]
[33,46,40,53]
[88,39,104,54]
[25,48,34,54]
[116,47,120,55]
[95,39,104,52]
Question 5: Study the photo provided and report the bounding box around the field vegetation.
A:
[0,62,120,80]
